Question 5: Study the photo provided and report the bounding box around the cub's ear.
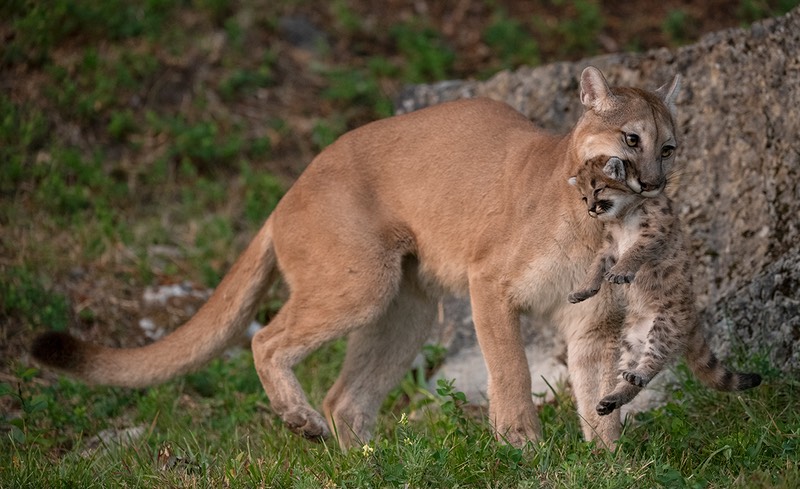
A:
[567,176,578,186]
[602,157,626,181]
[656,74,681,117]
[580,66,615,113]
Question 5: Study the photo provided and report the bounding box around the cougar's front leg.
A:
[469,273,540,447]
[559,291,624,449]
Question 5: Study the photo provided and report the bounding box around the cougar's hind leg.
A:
[323,264,435,449]
[251,241,405,441]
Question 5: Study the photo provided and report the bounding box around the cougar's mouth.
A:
[630,178,665,197]
[640,185,664,197]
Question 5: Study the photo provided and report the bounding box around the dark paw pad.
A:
[623,371,649,387]
[596,398,617,416]
[568,288,599,304]
[605,271,635,284]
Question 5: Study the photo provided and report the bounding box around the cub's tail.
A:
[31,217,278,388]
[685,326,761,392]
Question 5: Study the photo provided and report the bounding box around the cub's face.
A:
[569,156,639,221]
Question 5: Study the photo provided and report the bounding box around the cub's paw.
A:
[568,289,598,304]
[604,268,635,284]
[622,370,650,388]
[596,397,619,416]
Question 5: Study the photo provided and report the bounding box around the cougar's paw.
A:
[605,267,635,284]
[283,407,331,441]
[568,289,598,304]
[596,397,618,416]
[622,370,650,388]
[496,423,541,448]
[493,412,541,448]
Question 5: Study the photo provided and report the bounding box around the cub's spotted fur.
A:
[568,156,762,415]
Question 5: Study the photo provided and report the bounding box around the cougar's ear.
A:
[602,157,626,181]
[580,66,615,113]
[656,74,681,117]
[567,176,577,186]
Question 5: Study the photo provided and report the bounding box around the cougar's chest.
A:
[509,217,604,317]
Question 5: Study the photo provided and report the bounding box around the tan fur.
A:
[32,67,681,450]
[568,156,761,416]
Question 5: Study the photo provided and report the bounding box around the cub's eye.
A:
[593,187,602,197]
[661,145,675,158]
[625,133,639,147]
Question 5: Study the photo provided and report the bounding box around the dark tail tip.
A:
[31,331,86,371]
[737,372,762,390]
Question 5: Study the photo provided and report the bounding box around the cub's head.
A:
[572,66,680,197]
[568,156,639,221]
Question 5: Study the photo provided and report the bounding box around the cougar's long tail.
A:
[685,325,761,392]
[31,217,278,388]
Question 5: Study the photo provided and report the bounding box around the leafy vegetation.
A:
[1,352,796,487]
[2,0,800,487]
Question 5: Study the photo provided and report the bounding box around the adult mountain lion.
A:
[33,66,680,450]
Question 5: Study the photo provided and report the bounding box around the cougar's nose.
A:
[638,179,664,195]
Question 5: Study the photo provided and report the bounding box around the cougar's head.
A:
[572,66,680,197]
[568,156,640,221]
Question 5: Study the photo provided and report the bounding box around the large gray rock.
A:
[400,8,800,405]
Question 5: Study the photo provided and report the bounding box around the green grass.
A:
[1,351,796,488]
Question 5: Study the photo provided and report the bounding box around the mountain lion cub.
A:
[568,156,761,416]
[33,67,680,450]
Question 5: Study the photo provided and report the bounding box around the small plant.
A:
[311,117,347,151]
[240,162,284,226]
[390,20,455,83]
[483,9,540,71]
[33,148,120,218]
[219,50,278,101]
[107,110,137,141]
[565,0,605,54]
[0,96,49,194]
[537,0,605,57]
[663,8,693,46]
[148,115,244,174]
[322,66,393,119]
[0,268,70,332]
[434,378,467,420]
[329,0,362,35]
[737,0,800,24]
[2,0,179,65]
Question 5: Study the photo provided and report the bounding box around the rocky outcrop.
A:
[398,8,800,404]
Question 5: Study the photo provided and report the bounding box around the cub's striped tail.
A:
[685,326,761,392]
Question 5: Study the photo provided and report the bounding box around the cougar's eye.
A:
[625,133,639,147]
[581,196,587,202]
[593,187,602,197]
[661,145,675,158]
